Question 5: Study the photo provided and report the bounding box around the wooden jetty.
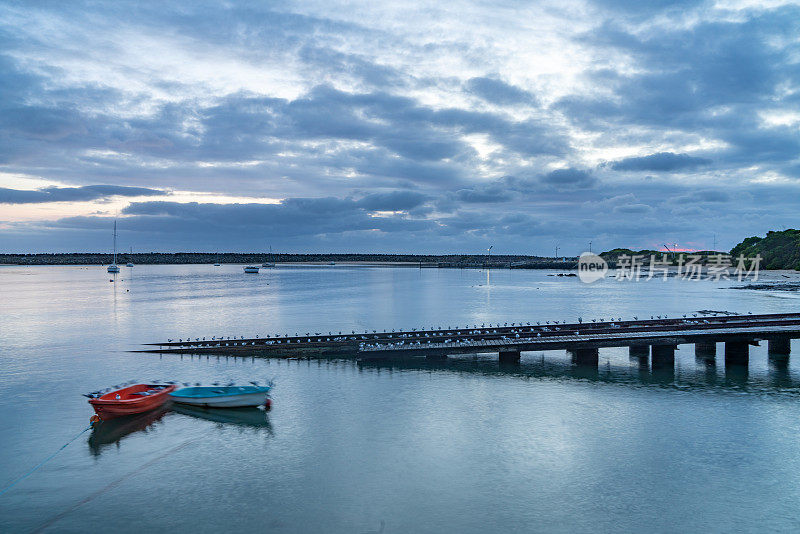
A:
[142,312,800,370]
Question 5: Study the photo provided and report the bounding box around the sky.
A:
[0,0,798,254]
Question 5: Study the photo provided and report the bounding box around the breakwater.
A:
[0,252,579,269]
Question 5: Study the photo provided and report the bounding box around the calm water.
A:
[2,265,800,533]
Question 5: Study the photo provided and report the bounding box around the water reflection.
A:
[354,354,800,396]
[88,406,272,457]
[172,405,273,430]
[88,407,169,457]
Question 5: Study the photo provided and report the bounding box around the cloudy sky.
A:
[1,0,798,254]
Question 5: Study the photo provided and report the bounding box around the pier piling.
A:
[695,340,717,360]
[768,336,791,357]
[569,347,599,367]
[499,350,521,363]
[724,340,750,366]
[651,345,676,369]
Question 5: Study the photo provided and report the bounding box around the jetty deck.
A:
[142,312,800,369]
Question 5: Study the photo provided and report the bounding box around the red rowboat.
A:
[89,384,177,420]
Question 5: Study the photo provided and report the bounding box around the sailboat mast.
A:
[113,220,117,265]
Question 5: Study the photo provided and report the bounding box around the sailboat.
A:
[126,246,134,267]
[262,245,276,268]
[107,221,120,273]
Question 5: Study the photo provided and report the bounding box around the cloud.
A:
[610,152,711,172]
[540,168,596,189]
[110,198,433,238]
[670,189,731,204]
[0,185,167,204]
[0,0,798,254]
[589,0,705,17]
[613,203,652,214]
[356,190,428,211]
[466,77,536,106]
[563,6,800,171]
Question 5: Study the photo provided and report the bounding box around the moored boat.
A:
[88,384,177,420]
[262,245,276,267]
[107,220,120,273]
[169,385,271,408]
[243,265,260,273]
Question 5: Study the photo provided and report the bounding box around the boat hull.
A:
[170,386,270,408]
[89,384,176,420]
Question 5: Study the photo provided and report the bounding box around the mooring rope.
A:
[33,433,203,533]
[0,423,95,497]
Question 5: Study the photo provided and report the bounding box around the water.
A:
[1,265,800,533]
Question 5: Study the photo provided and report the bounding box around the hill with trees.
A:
[730,229,800,270]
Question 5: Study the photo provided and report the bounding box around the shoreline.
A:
[0,253,578,269]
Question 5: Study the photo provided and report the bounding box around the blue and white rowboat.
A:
[169,385,271,408]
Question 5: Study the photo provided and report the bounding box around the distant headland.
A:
[2,229,798,270]
[0,252,574,269]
